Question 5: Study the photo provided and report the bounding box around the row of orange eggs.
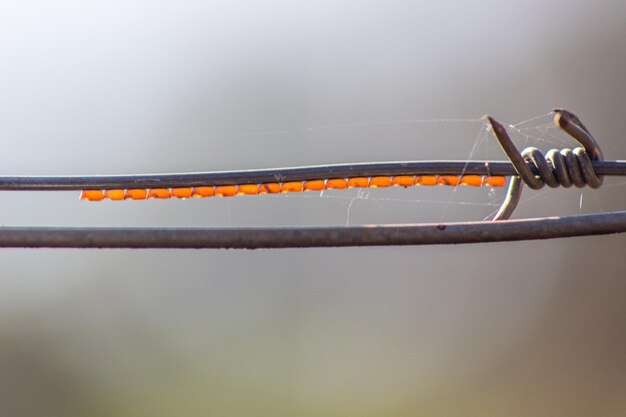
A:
[80,175,506,201]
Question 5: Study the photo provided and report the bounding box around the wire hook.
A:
[487,110,604,221]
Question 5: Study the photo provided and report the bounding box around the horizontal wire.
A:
[0,210,624,248]
[1,158,624,248]
[0,160,625,191]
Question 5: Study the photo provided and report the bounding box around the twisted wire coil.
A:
[519,146,602,189]
[487,109,605,220]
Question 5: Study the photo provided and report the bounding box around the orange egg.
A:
[326,178,348,189]
[483,176,506,187]
[416,176,437,186]
[391,176,415,187]
[80,190,104,201]
[281,182,304,193]
[170,188,193,198]
[215,185,238,197]
[259,183,281,194]
[105,189,125,200]
[347,177,370,188]
[237,184,259,195]
[369,176,392,188]
[148,188,170,199]
[192,186,215,197]
[124,189,147,200]
[436,176,459,186]
[460,175,483,186]
[304,180,325,191]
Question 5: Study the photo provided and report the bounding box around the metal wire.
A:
[0,160,624,191]
[0,109,625,248]
[488,110,612,220]
[0,211,624,248]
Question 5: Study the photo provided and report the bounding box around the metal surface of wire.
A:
[1,109,625,248]
[488,109,608,220]
[0,210,625,248]
[0,160,624,191]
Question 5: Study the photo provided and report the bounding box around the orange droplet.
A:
[237,184,259,195]
[170,188,193,198]
[304,180,325,191]
[124,189,147,200]
[281,182,304,193]
[483,176,506,187]
[348,177,370,188]
[105,189,125,200]
[192,186,215,197]
[80,190,104,201]
[148,188,170,199]
[370,176,392,188]
[460,175,483,186]
[215,185,237,197]
[326,178,347,189]
[416,176,437,186]
[436,175,459,186]
[391,176,415,187]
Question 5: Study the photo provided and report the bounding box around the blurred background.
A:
[1,1,625,416]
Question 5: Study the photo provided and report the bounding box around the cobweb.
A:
[58,111,623,228]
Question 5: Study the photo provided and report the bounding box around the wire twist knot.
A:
[487,109,604,220]
[518,145,602,190]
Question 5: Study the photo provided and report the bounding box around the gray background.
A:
[0,1,625,416]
